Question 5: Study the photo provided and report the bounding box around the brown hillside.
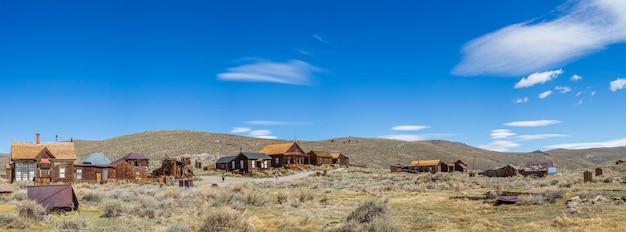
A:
[72,130,626,171]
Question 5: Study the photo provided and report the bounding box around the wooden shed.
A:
[454,159,468,172]
[440,162,454,172]
[215,156,235,171]
[330,152,349,167]
[407,160,441,174]
[496,164,519,177]
[260,142,308,169]
[231,152,271,173]
[73,164,114,183]
[308,150,333,166]
[595,167,603,176]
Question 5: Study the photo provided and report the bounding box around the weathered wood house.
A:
[521,160,554,178]
[9,133,76,184]
[454,159,468,172]
[496,164,519,177]
[440,161,454,172]
[330,152,349,166]
[152,157,194,179]
[308,150,333,166]
[109,153,150,180]
[215,156,235,171]
[260,142,308,168]
[407,160,441,174]
[231,152,271,173]
[73,152,114,183]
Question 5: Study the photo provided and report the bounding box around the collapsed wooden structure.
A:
[152,157,195,179]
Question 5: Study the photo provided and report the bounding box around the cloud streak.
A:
[453,0,626,76]
[246,120,310,126]
[391,125,431,131]
[230,127,251,133]
[514,69,563,88]
[539,90,553,99]
[217,59,320,85]
[379,133,453,141]
[515,97,529,104]
[478,140,520,152]
[505,120,561,127]
[546,138,626,149]
[490,129,516,139]
[313,34,337,48]
[610,78,626,92]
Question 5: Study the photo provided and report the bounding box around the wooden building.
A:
[73,152,114,183]
[440,162,454,172]
[152,157,195,179]
[407,160,441,174]
[231,152,271,173]
[308,150,333,166]
[216,156,235,171]
[9,133,76,183]
[260,142,308,168]
[330,152,349,167]
[454,159,468,172]
[595,167,603,176]
[496,164,519,177]
[521,160,553,178]
[115,152,149,167]
[110,154,150,180]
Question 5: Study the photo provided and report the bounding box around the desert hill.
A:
[71,130,626,171]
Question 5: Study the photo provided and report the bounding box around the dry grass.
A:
[2,167,626,231]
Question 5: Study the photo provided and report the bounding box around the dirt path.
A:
[195,171,317,187]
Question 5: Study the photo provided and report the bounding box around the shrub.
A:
[277,192,288,204]
[295,189,314,203]
[101,199,124,218]
[323,222,356,232]
[199,208,255,232]
[367,217,399,232]
[82,191,102,203]
[0,213,17,227]
[56,217,87,231]
[15,200,46,221]
[542,188,567,203]
[165,224,193,232]
[517,194,544,205]
[10,190,27,201]
[346,198,390,224]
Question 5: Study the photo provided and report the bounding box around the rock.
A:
[592,195,605,204]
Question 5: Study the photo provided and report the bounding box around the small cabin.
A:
[407,160,441,174]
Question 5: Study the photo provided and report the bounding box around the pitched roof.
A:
[455,159,468,165]
[441,161,453,167]
[330,152,347,159]
[110,152,148,165]
[408,160,441,167]
[10,142,76,160]
[216,156,235,164]
[308,150,332,158]
[83,152,112,165]
[260,142,304,155]
[239,152,271,160]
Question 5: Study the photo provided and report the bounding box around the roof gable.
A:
[36,147,56,159]
[308,150,332,158]
[260,142,305,155]
[330,152,347,159]
[11,142,76,160]
[216,156,235,164]
[83,152,112,165]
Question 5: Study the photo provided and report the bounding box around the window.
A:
[251,160,256,168]
[15,163,22,181]
[29,163,35,180]
[76,169,82,180]
[102,169,108,179]
[231,161,235,169]
[262,161,268,168]
[240,160,244,169]
[59,167,66,178]
[275,158,279,164]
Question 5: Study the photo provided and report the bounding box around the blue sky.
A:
[2,0,626,153]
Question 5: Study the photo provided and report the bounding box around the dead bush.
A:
[199,208,255,232]
[277,192,288,204]
[295,189,314,203]
[56,216,87,231]
[346,198,391,224]
[15,200,46,221]
[101,199,125,218]
[367,217,399,232]
[517,194,544,205]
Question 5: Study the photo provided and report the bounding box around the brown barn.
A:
[110,154,150,180]
[308,150,333,166]
[440,162,454,172]
[454,159,468,172]
[407,160,441,174]
[215,156,235,171]
[330,152,349,167]
[260,142,308,168]
[9,133,76,184]
[496,164,519,177]
[231,152,271,173]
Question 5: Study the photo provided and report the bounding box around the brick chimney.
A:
[36,133,41,144]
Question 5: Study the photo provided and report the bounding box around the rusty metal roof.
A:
[27,184,79,210]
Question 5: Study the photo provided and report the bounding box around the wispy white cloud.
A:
[514,69,563,88]
[391,125,430,131]
[610,78,626,92]
[313,34,337,48]
[453,0,626,76]
[491,129,516,139]
[217,59,320,85]
[539,90,553,99]
[379,133,454,141]
[246,120,310,126]
[230,127,251,133]
[577,100,583,105]
[555,86,571,93]
[570,74,582,82]
[478,140,520,152]
[516,134,569,141]
[546,138,626,149]
[515,97,529,104]
[576,91,582,96]
[505,120,561,127]
[298,49,312,56]
[248,130,278,139]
